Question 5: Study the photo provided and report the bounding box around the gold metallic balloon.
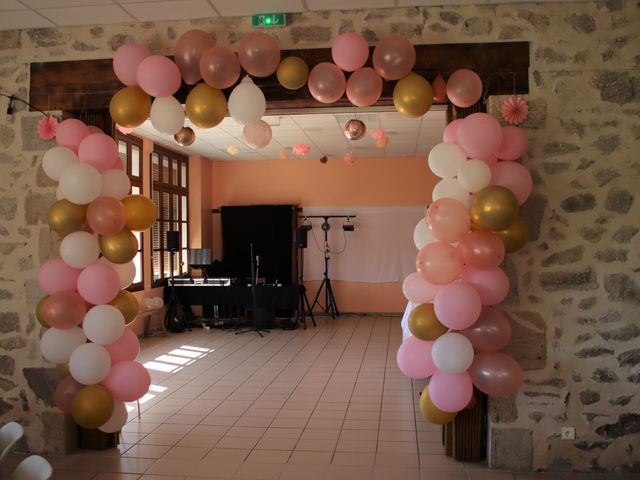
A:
[495,216,529,253]
[121,195,156,231]
[277,56,309,90]
[185,83,227,129]
[99,229,138,264]
[408,303,448,341]
[109,86,152,128]
[393,72,433,118]
[419,385,458,425]
[109,290,140,324]
[56,363,70,378]
[47,200,87,236]
[71,384,114,430]
[469,186,519,231]
[36,296,50,329]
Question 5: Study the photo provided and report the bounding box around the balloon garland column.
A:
[39,119,155,433]
[399,80,532,425]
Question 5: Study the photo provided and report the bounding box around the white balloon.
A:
[69,343,111,384]
[60,231,101,269]
[83,305,126,345]
[142,297,155,310]
[228,76,266,126]
[150,96,185,135]
[99,258,136,289]
[413,218,436,250]
[40,327,87,364]
[432,178,471,207]
[99,400,129,433]
[55,184,66,200]
[101,169,131,200]
[59,163,103,205]
[243,120,272,149]
[457,159,491,193]
[432,332,474,374]
[42,146,79,181]
[152,297,164,309]
[427,143,467,179]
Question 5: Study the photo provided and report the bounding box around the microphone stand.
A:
[236,243,270,337]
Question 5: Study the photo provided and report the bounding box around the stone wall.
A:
[0,1,638,470]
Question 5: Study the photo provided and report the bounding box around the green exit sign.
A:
[252,13,286,27]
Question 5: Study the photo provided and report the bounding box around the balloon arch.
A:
[37,28,532,431]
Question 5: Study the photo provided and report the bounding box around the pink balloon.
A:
[175,29,215,85]
[490,162,533,205]
[332,32,369,72]
[113,156,125,171]
[137,55,182,97]
[482,155,498,166]
[77,263,120,305]
[38,259,82,295]
[54,376,84,414]
[495,126,528,161]
[402,272,441,303]
[426,198,470,243]
[396,336,436,379]
[442,119,463,143]
[243,120,272,149]
[104,329,140,364]
[446,69,483,108]
[461,306,511,352]
[308,62,346,104]
[428,371,473,412]
[87,126,102,134]
[86,196,127,235]
[237,32,281,78]
[78,133,118,173]
[200,46,241,90]
[456,113,503,160]
[102,360,151,401]
[460,230,505,269]
[416,242,464,286]
[468,351,522,397]
[372,35,416,80]
[346,67,382,107]
[42,290,87,329]
[461,266,509,305]
[113,43,151,86]
[434,282,482,330]
[56,119,90,153]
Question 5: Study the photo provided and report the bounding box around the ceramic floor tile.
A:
[288,450,333,465]
[92,474,142,480]
[232,462,284,480]
[331,452,376,466]
[280,464,328,480]
[324,465,375,480]
[245,449,291,464]
[373,466,420,480]
[122,444,171,459]
[164,446,212,460]
[294,438,338,452]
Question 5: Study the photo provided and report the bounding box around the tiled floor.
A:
[6,316,638,479]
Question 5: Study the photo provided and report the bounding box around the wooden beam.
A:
[29,42,529,113]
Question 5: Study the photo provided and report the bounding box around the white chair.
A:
[0,422,24,466]
[10,455,52,480]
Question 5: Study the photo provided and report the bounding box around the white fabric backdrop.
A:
[301,206,426,283]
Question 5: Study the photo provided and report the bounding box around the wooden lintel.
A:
[29,42,529,113]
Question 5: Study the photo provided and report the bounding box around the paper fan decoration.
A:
[501,96,529,125]
[36,115,59,141]
[292,142,310,156]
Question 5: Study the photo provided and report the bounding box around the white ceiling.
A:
[133,107,448,161]
[0,0,587,31]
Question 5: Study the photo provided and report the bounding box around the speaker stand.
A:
[164,251,191,333]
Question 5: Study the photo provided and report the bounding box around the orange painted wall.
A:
[209,156,437,313]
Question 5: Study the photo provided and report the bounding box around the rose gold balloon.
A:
[446,69,483,108]
[372,35,416,80]
[468,351,522,397]
[175,29,215,85]
[54,375,84,414]
[174,127,195,146]
[426,198,470,244]
[308,62,346,104]
[237,31,281,78]
[432,73,447,102]
[461,306,511,352]
[243,120,272,149]
[87,196,127,236]
[200,46,241,89]
[346,67,382,107]
[416,242,464,285]
[42,290,87,329]
[344,119,366,140]
[460,230,505,269]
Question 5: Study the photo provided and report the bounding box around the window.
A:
[116,132,144,291]
[151,145,189,286]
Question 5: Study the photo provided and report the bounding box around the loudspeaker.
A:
[295,226,308,248]
[166,231,180,252]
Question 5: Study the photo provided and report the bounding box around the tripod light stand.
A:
[307,215,355,319]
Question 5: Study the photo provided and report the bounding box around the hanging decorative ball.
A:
[344,119,366,140]
[227,145,239,155]
[174,127,195,146]
[343,152,356,165]
[320,155,329,164]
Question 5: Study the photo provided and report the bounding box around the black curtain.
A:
[221,205,295,284]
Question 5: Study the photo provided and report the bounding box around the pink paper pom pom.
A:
[116,124,133,135]
[501,96,529,125]
[36,115,59,141]
[375,136,389,148]
[292,142,310,156]
[370,128,386,139]
[279,150,289,160]
[343,152,356,165]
